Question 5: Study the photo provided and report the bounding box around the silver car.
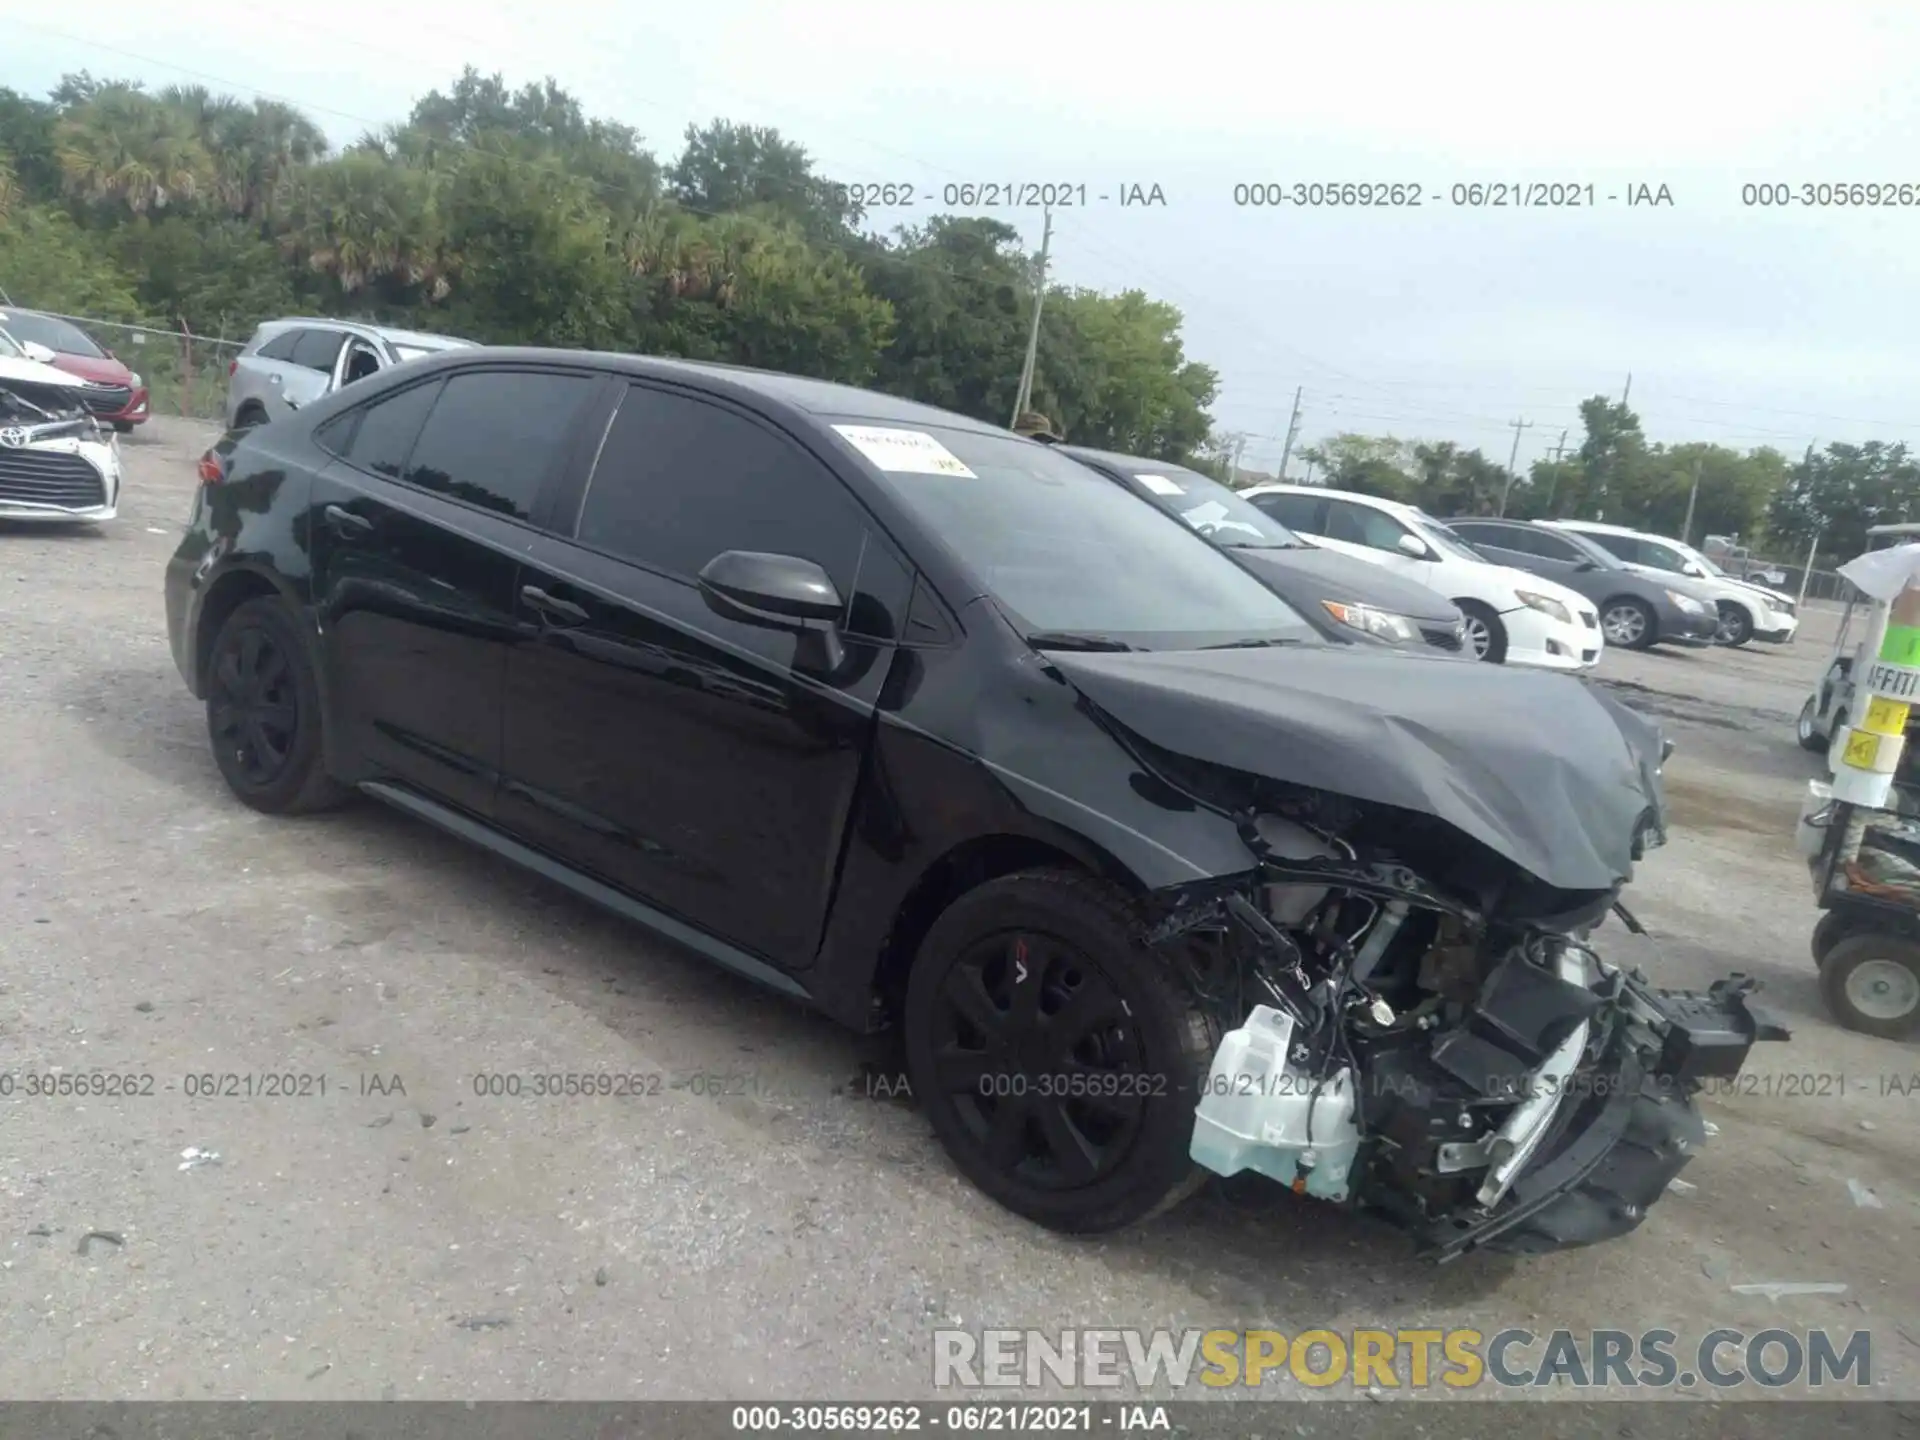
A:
[224,319,476,430]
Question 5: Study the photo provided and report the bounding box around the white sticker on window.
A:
[832,425,977,477]
[1134,473,1184,496]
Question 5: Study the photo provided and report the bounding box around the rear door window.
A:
[326,379,445,479]
[256,330,304,363]
[399,369,596,521]
[290,329,347,373]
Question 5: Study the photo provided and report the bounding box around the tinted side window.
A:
[1525,527,1583,561]
[1326,500,1408,550]
[1463,524,1540,556]
[257,330,304,362]
[400,370,594,520]
[290,329,346,372]
[577,385,867,598]
[1249,492,1325,531]
[1584,532,1636,563]
[337,379,445,479]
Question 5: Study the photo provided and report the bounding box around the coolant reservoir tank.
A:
[1189,1005,1360,1201]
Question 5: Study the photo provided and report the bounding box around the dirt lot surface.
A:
[2,417,1916,1415]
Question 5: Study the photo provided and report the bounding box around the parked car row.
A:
[165,345,1783,1262]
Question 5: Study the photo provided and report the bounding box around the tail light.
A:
[196,451,226,485]
[228,360,238,378]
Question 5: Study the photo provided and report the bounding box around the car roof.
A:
[1058,444,1213,478]
[254,317,475,349]
[1250,482,1416,515]
[388,345,1013,436]
[1548,519,1639,536]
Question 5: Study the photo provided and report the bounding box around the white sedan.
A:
[1240,484,1603,670]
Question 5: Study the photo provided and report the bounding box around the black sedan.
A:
[1060,446,1469,654]
[1443,516,1722,650]
[163,347,1778,1256]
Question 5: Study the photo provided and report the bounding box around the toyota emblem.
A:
[0,427,26,449]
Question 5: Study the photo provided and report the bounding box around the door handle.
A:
[268,374,282,386]
[521,585,588,624]
[323,503,372,536]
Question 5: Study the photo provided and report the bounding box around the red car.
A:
[0,308,150,431]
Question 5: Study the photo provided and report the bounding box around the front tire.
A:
[1457,601,1508,663]
[1715,602,1754,647]
[903,869,1216,1234]
[1796,696,1828,753]
[204,596,347,815]
[1601,597,1657,651]
[1819,934,1920,1039]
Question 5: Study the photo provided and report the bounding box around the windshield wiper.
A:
[1200,637,1302,649]
[1026,631,1137,652]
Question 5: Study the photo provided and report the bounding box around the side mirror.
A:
[698,550,845,672]
[21,341,56,364]
[1576,558,1599,571]
[1395,533,1431,560]
[1682,561,1706,578]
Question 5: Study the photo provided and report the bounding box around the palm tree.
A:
[55,86,212,214]
[279,151,448,297]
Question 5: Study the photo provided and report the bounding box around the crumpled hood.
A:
[1234,544,1462,626]
[1045,644,1666,893]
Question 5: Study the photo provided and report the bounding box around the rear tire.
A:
[1715,602,1754,647]
[1457,601,1508,663]
[903,869,1216,1234]
[1796,696,1828,753]
[111,419,134,434]
[204,596,347,815]
[1819,934,1920,1039]
[1810,911,1860,964]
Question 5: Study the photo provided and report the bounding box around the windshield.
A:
[1411,514,1490,564]
[1109,459,1300,549]
[0,310,106,358]
[0,328,24,360]
[842,423,1318,648]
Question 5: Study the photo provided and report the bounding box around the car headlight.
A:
[1321,600,1422,644]
[1665,589,1708,614]
[1515,589,1572,624]
[129,372,143,389]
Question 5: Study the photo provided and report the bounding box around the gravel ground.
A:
[1,417,1915,1410]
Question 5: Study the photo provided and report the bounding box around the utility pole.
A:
[1679,454,1704,546]
[1303,456,1317,485]
[1009,206,1053,426]
[1277,386,1303,479]
[1497,417,1532,516]
[1549,428,1569,463]
[1621,372,1632,405]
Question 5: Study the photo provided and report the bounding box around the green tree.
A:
[0,202,143,318]
[668,119,856,238]
[1032,287,1217,458]
[1298,434,1418,500]
[54,83,212,214]
[1767,442,1920,562]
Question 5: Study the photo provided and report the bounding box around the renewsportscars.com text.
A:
[933,1327,1873,1391]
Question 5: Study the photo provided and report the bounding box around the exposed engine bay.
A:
[1144,778,1790,1259]
[0,375,99,435]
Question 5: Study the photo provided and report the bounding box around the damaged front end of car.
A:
[0,375,121,521]
[1046,647,1789,1259]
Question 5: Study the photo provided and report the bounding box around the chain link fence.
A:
[0,308,243,424]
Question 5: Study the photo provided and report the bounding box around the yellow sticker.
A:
[1865,695,1911,736]
[1844,730,1883,770]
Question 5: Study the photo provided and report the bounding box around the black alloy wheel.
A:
[204,597,346,814]
[904,870,1215,1233]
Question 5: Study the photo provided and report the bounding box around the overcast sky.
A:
[6,0,1918,476]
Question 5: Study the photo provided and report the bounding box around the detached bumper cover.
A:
[1422,976,1789,1260]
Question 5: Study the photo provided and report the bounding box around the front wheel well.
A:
[869,835,1129,1025]
[193,570,283,694]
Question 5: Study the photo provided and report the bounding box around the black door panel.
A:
[499,543,892,970]
[309,466,528,816]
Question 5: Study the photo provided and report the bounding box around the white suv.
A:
[1548,520,1798,647]
[1240,484,1603,670]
